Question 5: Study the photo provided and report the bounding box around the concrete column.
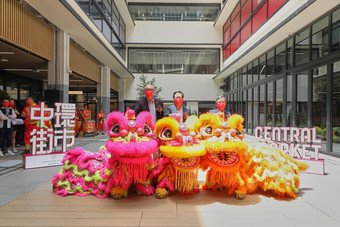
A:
[47,29,70,103]
[118,78,125,112]
[97,66,111,115]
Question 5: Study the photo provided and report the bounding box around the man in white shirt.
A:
[0,99,17,156]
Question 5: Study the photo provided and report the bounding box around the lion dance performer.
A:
[20,96,39,154]
[105,109,158,199]
[97,108,106,135]
[196,113,308,199]
[52,110,158,199]
[151,115,206,199]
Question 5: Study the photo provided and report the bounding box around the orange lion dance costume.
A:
[151,115,206,198]
[196,113,308,199]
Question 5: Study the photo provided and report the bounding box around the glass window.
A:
[230,35,240,54]
[252,59,259,82]
[252,2,267,32]
[233,74,238,90]
[253,86,259,129]
[128,3,220,21]
[20,85,30,100]
[275,43,286,74]
[332,8,340,51]
[90,1,103,30]
[242,90,247,126]
[247,88,253,134]
[276,79,283,126]
[242,66,247,87]
[312,16,329,60]
[268,0,286,18]
[259,54,266,80]
[295,28,310,65]
[231,12,241,37]
[241,0,251,25]
[129,48,219,74]
[313,65,327,151]
[267,82,274,126]
[287,38,293,68]
[6,81,18,100]
[247,63,252,84]
[0,78,3,91]
[240,21,252,44]
[287,73,293,126]
[224,25,231,44]
[267,49,275,76]
[259,84,265,126]
[297,71,308,127]
[223,44,231,61]
[333,61,340,153]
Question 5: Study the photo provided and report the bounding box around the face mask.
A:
[3,101,9,108]
[9,101,14,108]
[145,90,154,100]
[216,101,226,112]
[174,98,183,108]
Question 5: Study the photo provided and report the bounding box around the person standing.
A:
[96,108,106,135]
[166,91,191,123]
[134,84,164,123]
[0,100,17,156]
[21,96,38,154]
[209,96,231,121]
[9,99,22,153]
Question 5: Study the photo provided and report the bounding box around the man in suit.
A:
[134,84,164,123]
[209,96,231,121]
[166,91,191,123]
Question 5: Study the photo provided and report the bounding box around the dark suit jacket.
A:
[134,97,164,121]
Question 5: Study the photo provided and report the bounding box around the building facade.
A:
[0,0,339,156]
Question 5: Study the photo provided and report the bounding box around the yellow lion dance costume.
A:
[196,113,308,199]
[151,116,206,199]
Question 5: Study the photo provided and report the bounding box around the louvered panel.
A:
[110,71,118,91]
[70,42,101,83]
[0,0,53,60]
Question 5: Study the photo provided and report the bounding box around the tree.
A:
[136,74,162,100]
[0,90,10,103]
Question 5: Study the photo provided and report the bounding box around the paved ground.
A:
[0,135,339,226]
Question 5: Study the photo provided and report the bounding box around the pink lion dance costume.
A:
[105,110,158,199]
[52,147,111,198]
[52,110,158,199]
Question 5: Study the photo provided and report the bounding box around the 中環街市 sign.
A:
[23,102,76,169]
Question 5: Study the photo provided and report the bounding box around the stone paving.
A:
[0,135,339,226]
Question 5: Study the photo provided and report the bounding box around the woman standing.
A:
[9,99,21,153]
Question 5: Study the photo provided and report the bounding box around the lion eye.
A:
[161,128,172,139]
[204,126,212,135]
[110,124,120,134]
[144,124,152,134]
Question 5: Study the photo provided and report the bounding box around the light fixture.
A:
[69,91,83,95]
[0,57,8,62]
[0,51,14,55]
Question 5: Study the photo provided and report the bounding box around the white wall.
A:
[126,21,222,44]
[123,74,221,101]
